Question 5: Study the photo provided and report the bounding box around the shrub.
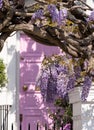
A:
[0,59,7,88]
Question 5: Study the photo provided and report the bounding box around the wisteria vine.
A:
[32,3,94,28]
[36,54,92,102]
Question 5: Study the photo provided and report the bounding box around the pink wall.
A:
[19,33,60,129]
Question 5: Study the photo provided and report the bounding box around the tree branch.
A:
[0,31,12,51]
[0,9,14,31]
[0,0,93,59]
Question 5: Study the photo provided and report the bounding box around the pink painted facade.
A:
[19,33,60,129]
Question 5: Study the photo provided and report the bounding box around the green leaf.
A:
[0,59,7,88]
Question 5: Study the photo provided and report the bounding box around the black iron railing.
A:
[18,122,63,130]
[0,105,11,130]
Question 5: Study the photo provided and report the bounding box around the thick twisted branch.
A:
[0,0,94,59]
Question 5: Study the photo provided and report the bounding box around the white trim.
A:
[0,32,18,130]
[68,85,94,130]
[15,32,20,130]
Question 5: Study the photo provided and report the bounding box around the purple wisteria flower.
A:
[48,4,59,23]
[88,10,94,21]
[36,55,92,103]
[57,73,69,98]
[48,4,67,25]
[32,9,44,20]
[81,76,92,101]
[0,0,2,9]
[67,75,76,91]
[58,8,67,25]
[63,123,71,130]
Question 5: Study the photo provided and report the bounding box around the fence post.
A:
[20,123,22,130]
[37,122,38,130]
[45,123,47,130]
[53,123,56,130]
[28,123,30,130]
[11,123,13,130]
[60,123,63,130]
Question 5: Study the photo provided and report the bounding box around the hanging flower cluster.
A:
[32,4,67,26]
[36,54,92,102]
[47,4,67,25]
[31,2,94,31]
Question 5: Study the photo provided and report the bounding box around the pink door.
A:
[19,33,60,130]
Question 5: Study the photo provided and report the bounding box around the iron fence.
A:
[18,122,63,130]
[0,105,11,130]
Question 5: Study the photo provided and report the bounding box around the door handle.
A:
[23,85,28,91]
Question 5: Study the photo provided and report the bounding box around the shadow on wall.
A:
[6,41,18,128]
[82,102,94,130]
[0,33,19,130]
[19,33,60,129]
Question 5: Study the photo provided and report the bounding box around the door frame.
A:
[15,32,21,130]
